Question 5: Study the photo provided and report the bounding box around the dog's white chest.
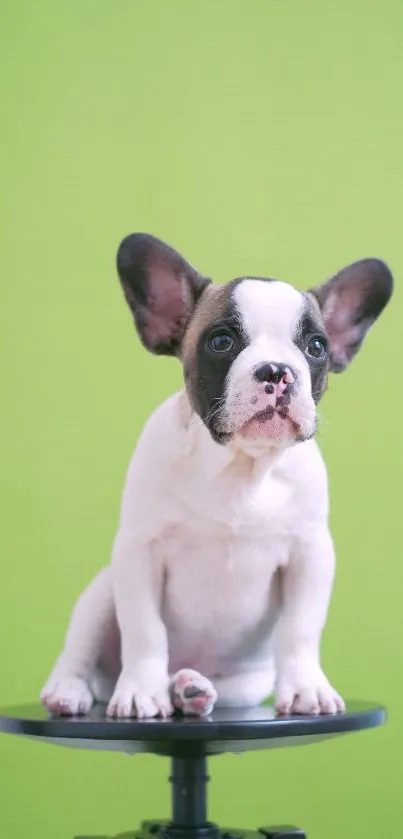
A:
[158,487,291,675]
[119,398,327,678]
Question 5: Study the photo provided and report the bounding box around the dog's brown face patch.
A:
[297,293,330,404]
[181,285,231,366]
[181,281,248,442]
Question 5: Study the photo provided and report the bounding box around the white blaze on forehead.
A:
[222,278,316,443]
[233,279,304,342]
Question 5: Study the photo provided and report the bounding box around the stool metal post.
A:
[163,754,220,839]
[170,755,209,828]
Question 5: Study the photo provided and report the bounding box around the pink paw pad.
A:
[170,669,217,717]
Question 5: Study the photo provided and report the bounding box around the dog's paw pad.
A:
[40,676,94,716]
[171,669,217,716]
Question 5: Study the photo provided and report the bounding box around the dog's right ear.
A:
[309,258,393,373]
[116,233,211,356]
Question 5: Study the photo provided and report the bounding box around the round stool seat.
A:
[0,700,385,756]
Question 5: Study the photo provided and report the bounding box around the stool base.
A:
[75,819,306,839]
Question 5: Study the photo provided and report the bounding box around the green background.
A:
[1,1,402,837]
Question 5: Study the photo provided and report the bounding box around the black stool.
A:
[0,701,385,839]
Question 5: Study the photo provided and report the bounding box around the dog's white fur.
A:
[41,280,345,718]
[42,390,340,717]
[222,281,316,440]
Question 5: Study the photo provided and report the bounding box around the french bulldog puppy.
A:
[41,234,393,718]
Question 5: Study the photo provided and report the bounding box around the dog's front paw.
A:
[275,665,345,716]
[107,670,173,719]
[171,669,217,716]
[40,675,94,716]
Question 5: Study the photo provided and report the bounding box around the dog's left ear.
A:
[117,233,211,356]
[309,258,393,373]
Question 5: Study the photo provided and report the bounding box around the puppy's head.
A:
[117,234,393,448]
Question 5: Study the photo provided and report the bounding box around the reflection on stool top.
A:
[0,700,385,756]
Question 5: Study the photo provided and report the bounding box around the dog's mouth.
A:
[237,406,301,441]
[206,402,315,447]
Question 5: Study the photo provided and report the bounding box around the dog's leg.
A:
[107,535,172,719]
[274,527,345,716]
[40,566,114,715]
[170,666,275,715]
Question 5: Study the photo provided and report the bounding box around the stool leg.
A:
[170,755,209,829]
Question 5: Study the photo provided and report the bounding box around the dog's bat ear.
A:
[309,258,393,373]
[117,233,211,356]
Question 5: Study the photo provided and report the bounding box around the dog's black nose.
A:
[254,362,296,384]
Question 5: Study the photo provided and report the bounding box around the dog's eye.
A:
[209,334,235,353]
[306,336,328,360]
